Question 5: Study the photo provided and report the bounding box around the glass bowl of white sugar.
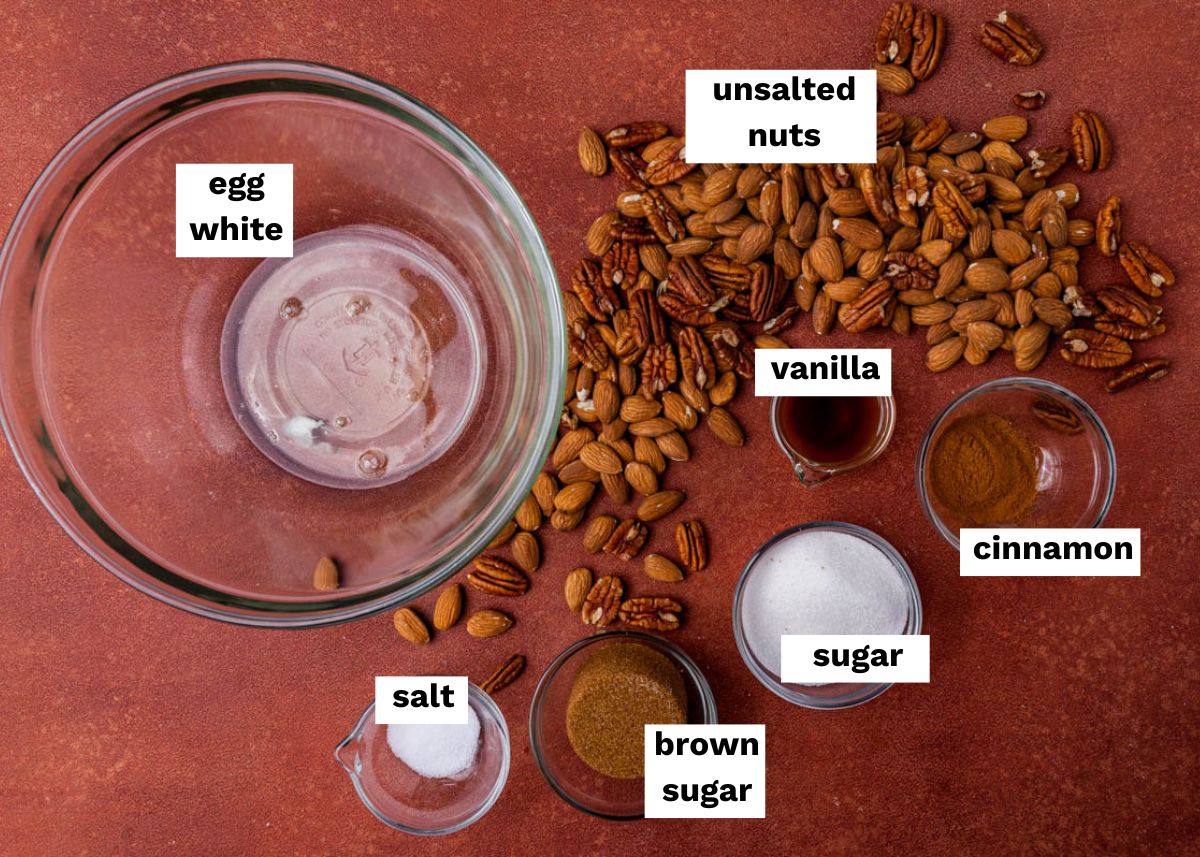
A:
[334,684,509,835]
[732,522,922,709]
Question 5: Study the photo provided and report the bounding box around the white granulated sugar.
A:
[386,705,481,779]
[743,529,908,677]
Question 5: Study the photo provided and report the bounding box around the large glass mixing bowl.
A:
[0,61,564,626]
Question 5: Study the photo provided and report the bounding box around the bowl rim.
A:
[914,376,1117,550]
[0,59,564,627]
[334,684,510,836]
[527,629,718,821]
[731,521,923,710]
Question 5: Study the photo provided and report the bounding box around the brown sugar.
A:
[929,412,1039,524]
[565,641,687,779]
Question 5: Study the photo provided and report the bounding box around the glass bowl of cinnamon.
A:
[916,377,1116,549]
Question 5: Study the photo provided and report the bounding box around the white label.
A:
[781,635,930,683]
[373,676,468,724]
[685,70,876,164]
[753,348,892,397]
[644,725,765,819]
[960,528,1141,576]
[175,163,293,257]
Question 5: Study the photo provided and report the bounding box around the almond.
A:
[710,371,737,406]
[964,260,1010,293]
[393,607,430,645]
[600,471,631,504]
[558,459,600,484]
[551,427,593,470]
[655,431,690,462]
[873,62,915,95]
[577,127,608,176]
[312,555,339,591]
[432,583,463,630]
[620,395,662,422]
[644,553,685,583]
[832,217,884,250]
[592,378,620,423]
[981,114,1028,143]
[532,472,558,517]
[637,489,686,522]
[550,508,586,531]
[634,435,667,473]
[925,336,966,372]
[586,210,618,257]
[554,481,596,513]
[808,236,844,282]
[583,515,618,554]
[735,221,774,263]
[625,461,660,496]
[707,406,745,447]
[514,494,542,531]
[466,609,513,638]
[629,417,678,438]
[564,567,593,612]
[965,321,1004,351]
[661,391,697,430]
[579,441,623,475]
[511,531,540,573]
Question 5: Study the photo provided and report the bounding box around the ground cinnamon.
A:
[929,413,1038,524]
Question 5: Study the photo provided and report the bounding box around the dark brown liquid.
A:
[775,396,883,465]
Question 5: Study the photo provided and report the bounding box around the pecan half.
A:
[980,11,1043,65]
[618,596,682,631]
[882,251,936,290]
[1096,287,1160,328]
[910,7,945,80]
[601,239,639,291]
[839,281,894,333]
[1118,240,1175,297]
[1095,195,1121,257]
[605,121,668,149]
[700,254,753,292]
[658,292,717,327]
[910,115,950,152]
[1070,111,1112,172]
[1012,89,1046,110]
[1093,319,1166,340]
[858,162,897,227]
[705,322,755,378]
[1031,396,1083,434]
[602,519,648,560]
[676,326,716,389]
[644,138,696,186]
[892,165,931,228]
[479,654,525,695]
[675,520,708,573]
[568,319,609,372]
[581,574,624,625]
[609,147,649,189]
[748,263,786,322]
[931,178,975,240]
[817,163,853,191]
[1105,358,1170,393]
[467,556,530,596]
[1027,145,1069,179]
[875,1,915,63]
[572,258,619,321]
[639,342,678,397]
[665,256,716,306]
[877,111,905,147]
[1058,329,1132,368]
[641,188,686,244]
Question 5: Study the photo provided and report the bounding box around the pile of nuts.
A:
[379,4,1176,693]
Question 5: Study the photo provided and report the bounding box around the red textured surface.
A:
[2,1,1198,854]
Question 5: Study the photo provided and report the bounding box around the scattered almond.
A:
[393,607,430,645]
[312,555,339,591]
[432,583,463,630]
[466,609,514,638]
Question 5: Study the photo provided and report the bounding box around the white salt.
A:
[386,705,481,779]
[743,529,909,678]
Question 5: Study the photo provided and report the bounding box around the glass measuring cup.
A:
[770,395,896,486]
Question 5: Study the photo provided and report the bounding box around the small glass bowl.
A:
[732,521,923,710]
[916,377,1116,549]
[334,685,510,836]
[529,631,718,820]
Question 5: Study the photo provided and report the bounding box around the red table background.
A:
[2,1,1197,854]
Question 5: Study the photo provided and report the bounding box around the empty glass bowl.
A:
[335,685,509,836]
[916,377,1116,549]
[0,61,563,625]
[529,631,717,820]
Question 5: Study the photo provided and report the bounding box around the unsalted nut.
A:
[1012,89,1046,110]
[909,7,945,81]
[1118,241,1174,297]
[980,10,1043,65]
[1105,358,1170,393]
[554,480,596,513]
[925,335,965,372]
[1095,195,1121,257]
[515,494,542,531]
[618,596,683,631]
[875,1,915,64]
[644,553,684,583]
[637,489,686,522]
[605,121,668,149]
[467,556,529,597]
[564,567,593,612]
[932,179,975,240]
[510,531,540,573]
[579,441,623,475]
[675,520,708,572]
[603,518,649,560]
[480,654,525,695]
[582,574,624,626]
[1096,286,1160,328]
[577,127,608,177]
[432,583,463,630]
[466,609,513,638]
[393,608,430,645]
[583,514,618,553]
[1070,110,1112,172]
[312,555,339,591]
[1058,329,1133,369]
[707,406,745,447]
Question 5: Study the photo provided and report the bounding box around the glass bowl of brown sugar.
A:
[916,377,1116,549]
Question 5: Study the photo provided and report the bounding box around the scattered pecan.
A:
[705,322,755,378]
[1093,319,1166,340]
[665,256,716,306]
[644,138,696,186]
[602,519,648,560]
[1012,89,1046,110]
[877,111,905,147]
[882,251,937,290]
[571,258,618,321]
[581,574,624,625]
[605,121,668,149]
[817,163,852,191]
[748,263,786,322]
[641,188,686,244]
[618,596,683,631]
[467,556,530,597]
[980,11,1043,65]
[1027,145,1069,179]
[601,240,639,291]
[1031,396,1083,434]
[676,326,716,389]
[910,115,950,152]
[568,319,609,372]
[875,1,915,63]
[892,165,931,228]
[609,147,649,189]
[658,292,717,327]
[1095,195,1121,257]
[700,255,753,291]
[1105,358,1170,393]
[858,162,897,227]
[1058,329,1133,368]
[839,281,894,333]
[910,7,945,80]
[480,654,525,695]
[1118,240,1175,298]
[1070,110,1112,172]
[931,178,976,240]
[639,342,678,397]
[1096,287,1160,328]
[675,520,708,573]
